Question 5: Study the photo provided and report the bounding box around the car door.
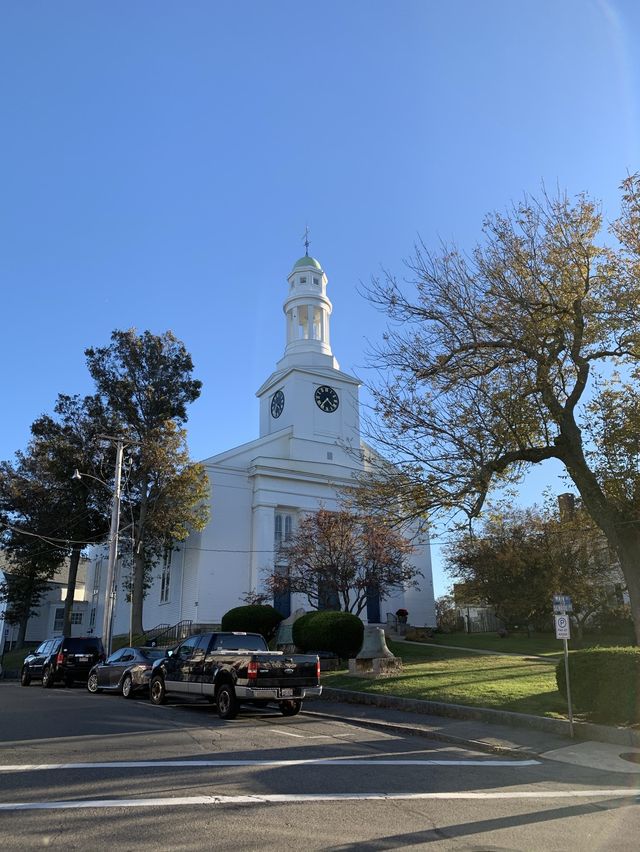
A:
[188,634,213,696]
[165,636,200,694]
[29,641,52,679]
[99,649,126,688]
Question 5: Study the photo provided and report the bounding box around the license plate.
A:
[78,656,89,663]
[280,688,293,697]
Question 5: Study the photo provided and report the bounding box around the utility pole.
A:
[102,438,124,656]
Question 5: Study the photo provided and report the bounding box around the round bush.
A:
[221,605,284,641]
[292,610,364,659]
[556,646,640,724]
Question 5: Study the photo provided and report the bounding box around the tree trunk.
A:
[17,615,28,649]
[62,545,82,636]
[617,532,640,645]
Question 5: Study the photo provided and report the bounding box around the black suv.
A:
[21,637,105,688]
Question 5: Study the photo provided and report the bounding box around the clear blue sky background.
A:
[1,1,639,596]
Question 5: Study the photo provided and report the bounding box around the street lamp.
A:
[72,437,124,656]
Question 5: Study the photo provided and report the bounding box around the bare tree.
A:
[363,177,640,639]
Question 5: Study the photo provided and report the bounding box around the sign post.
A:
[553,595,574,738]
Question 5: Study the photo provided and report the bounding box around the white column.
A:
[250,504,275,593]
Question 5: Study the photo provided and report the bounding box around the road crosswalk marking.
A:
[0,790,637,811]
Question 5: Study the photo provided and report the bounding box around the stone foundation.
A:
[348,657,403,677]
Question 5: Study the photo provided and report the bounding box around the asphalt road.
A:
[1,681,639,850]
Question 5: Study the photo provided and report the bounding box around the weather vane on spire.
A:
[303,224,310,256]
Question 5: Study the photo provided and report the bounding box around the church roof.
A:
[292,255,322,271]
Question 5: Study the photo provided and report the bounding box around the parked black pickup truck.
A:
[148,631,322,719]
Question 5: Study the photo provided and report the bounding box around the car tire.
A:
[42,666,54,689]
[216,683,239,720]
[280,700,302,717]
[121,674,134,699]
[149,676,166,705]
[20,667,31,687]
[87,672,101,694]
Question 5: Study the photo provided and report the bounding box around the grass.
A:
[322,639,569,718]
[414,630,634,658]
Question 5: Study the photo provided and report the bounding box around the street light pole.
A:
[102,438,124,656]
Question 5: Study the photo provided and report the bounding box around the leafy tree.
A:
[446,504,615,635]
[266,508,419,616]
[85,329,209,634]
[0,394,113,641]
[364,176,640,639]
[434,594,459,633]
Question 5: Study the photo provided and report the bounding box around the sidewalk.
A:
[304,692,640,774]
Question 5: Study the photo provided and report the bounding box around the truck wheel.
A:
[42,666,54,689]
[216,684,238,719]
[21,667,31,687]
[149,676,166,705]
[280,700,302,716]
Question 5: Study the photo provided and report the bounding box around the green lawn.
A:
[414,631,633,658]
[322,640,569,718]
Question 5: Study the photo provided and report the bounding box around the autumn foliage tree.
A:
[85,329,209,635]
[364,176,640,640]
[266,508,419,616]
[446,503,616,635]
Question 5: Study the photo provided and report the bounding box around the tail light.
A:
[316,657,321,681]
[247,661,258,681]
[56,651,65,665]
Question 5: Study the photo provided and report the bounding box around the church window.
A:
[71,612,83,625]
[160,548,172,603]
[312,306,322,340]
[300,276,307,283]
[313,276,319,285]
[275,512,294,546]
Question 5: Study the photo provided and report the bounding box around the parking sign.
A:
[555,614,570,639]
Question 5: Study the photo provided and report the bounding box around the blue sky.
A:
[2,1,639,596]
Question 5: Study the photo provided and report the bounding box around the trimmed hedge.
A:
[292,610,364,659]
[221,605,284,641]
[556,646,640,724]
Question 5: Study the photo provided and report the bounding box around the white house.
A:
[0,558,91,650]
[97,251,435,639]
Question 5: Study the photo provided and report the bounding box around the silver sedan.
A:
[87,647,167,698]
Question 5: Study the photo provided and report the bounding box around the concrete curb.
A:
[304,707,541,759]
[319,687,640,749]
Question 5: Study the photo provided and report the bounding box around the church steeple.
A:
[278,252,339,371]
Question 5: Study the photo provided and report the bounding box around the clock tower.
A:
[256,252,362,462]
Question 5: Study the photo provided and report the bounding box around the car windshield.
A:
[213,634,267,652]
[138,648,166,660]
[65,639,101,653]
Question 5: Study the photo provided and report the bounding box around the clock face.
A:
[270,389,285,418]
[314,385,339,413]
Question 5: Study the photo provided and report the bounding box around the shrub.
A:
[292,610,364,659]
[221,605,284,641]
[556,646,640,724]
[589,605,635,641]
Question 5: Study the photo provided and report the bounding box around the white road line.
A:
[0,758,540,772]
[0,790,636,811]
[269,729,337,740]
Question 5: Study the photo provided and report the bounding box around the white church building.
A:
[100,251,435,638]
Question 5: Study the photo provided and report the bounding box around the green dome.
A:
[292,255,322,271]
